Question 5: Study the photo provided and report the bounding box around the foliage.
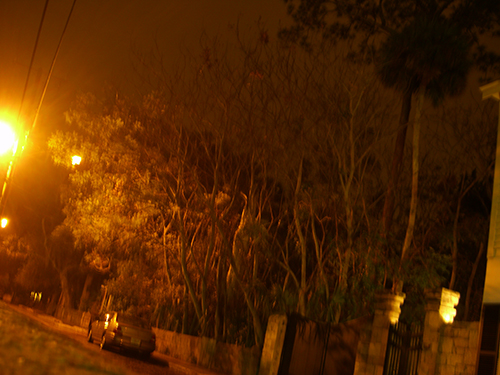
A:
[281,0,500,74]
[43,26,496,347]
[377,16,472,106]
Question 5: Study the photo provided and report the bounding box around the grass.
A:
[0,301,129,375]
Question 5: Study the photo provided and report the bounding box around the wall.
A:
[53,304,260,375]
[437,321,480,375]
[153,328,261,375]
[417,289,479,375]
[353,292,406,375]
[55,305,91,329]
[50,289,481,375]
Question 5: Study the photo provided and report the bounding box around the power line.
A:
[32,0,78,134]
[0,0,78,220]
[16,0,50,129]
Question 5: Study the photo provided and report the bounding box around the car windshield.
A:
[116,313,149,329]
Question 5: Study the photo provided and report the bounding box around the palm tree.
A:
[376,15,472,292]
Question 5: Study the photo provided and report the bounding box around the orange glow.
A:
[0,120,16,156]
[1,218,8,228]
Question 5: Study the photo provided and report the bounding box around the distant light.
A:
[0,120,16,156]
[72,155,82,165]
[1,218,8,228]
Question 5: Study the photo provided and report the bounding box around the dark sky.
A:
[0,0,289,231]
[0,0,289,129]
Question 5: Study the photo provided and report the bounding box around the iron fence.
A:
[383,321,422,375]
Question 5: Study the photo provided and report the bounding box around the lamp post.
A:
[72,155,82,166]
[0,119,18,228]
[0,121,16,156]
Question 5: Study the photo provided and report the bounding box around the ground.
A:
[0,300,131,375]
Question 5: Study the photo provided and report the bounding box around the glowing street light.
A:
[1,218,8,228]
[0,120,16,156]
[72,155,82,166]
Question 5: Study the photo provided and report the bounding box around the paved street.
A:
[0,301,187,375]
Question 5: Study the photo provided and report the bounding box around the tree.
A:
[377,16,471,291]
[44,225,84,309]
[49,93,157,267]
[48,92,160,315]
[422,98,497,319]
[281,0,498,291]
[46,22,490,347]
[127,30,399,340]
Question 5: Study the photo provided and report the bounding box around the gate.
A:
[383,321,422,375]
[278,315,368,375]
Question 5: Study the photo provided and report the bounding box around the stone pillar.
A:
[353,292,405,375]
[417,288,460,375]
[258,314,288,375]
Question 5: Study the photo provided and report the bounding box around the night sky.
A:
[0,0,289,127]
[0,0,289,233]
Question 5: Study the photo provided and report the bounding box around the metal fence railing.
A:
[383,321,422,375]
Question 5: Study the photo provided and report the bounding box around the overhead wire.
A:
[16,0,50,129]
[32,0,78,134]
[0,0,78,219]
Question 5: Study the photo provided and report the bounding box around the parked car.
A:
[87,311,156,357]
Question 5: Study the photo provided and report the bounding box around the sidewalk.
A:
[7,303,223,375]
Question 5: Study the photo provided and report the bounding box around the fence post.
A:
[353,291,405,375]
[417,288,460,375]
[258,314,288,375]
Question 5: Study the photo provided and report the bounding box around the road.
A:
[0,301,185,375]
[67,329,182,375]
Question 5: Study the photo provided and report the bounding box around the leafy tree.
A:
[48,93,161,314]
[421,98,497,319]
[0,235,29,295]
[280,0,498,292]
[46,23,493,349]
[44,225,84,309]
[377,16,472,291]
[49,93,158,272]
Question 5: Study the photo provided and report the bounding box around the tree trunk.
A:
[228,249,265,348]
[78,272,93,311]
[449,175,479,290]
[382,87,413,238]
[293,158,307,316]
[464,242,485,320]
[395,86,424,294]
[178,214,203,328]
[59,267,73,309]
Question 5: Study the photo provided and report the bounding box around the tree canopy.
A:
[0,18,496,348]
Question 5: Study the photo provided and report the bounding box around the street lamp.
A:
[0,120,16,156]
[0,119,18,226]
[72,155,82,166]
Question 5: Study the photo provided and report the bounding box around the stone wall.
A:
[153,328,261,375]
[50,288,481,375]
[417,288,479,375]
[353,292,405,375]
[55,305,91,329]
[52,304,259,375]
[437,321,480,375]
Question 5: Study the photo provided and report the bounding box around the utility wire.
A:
[32,0,78,134]
[0,0,50,219]
[0,0,78,219]
[16,0,50,128]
